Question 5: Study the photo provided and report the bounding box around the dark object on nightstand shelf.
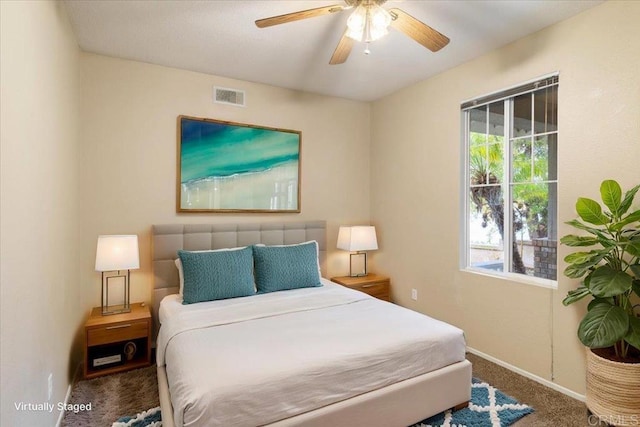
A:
[84,302,151,379]
[330,274,391,302]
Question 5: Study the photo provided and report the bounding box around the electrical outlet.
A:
[48,373,53,401]
[411,288,418,301]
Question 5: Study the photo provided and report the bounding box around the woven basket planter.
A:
[586,348,640,426]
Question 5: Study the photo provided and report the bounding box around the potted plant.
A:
[562,179,640,426]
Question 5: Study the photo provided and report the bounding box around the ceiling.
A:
[63,0,603,102]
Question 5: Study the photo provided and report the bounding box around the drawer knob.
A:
[361,284,378,288]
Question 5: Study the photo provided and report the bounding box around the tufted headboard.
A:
[151,221,326,339]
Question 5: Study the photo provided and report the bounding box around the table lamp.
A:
[337,226,378,277]
[95,235,139,315]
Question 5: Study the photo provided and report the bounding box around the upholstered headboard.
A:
[151,221,326,339]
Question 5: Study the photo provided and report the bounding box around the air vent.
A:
[214,86,246,107]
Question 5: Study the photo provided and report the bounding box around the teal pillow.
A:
[178,247,255,304]
[253,241,322,293]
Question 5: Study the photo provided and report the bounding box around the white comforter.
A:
[157,279,466,427]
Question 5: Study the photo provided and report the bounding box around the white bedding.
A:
[157,279,466,427]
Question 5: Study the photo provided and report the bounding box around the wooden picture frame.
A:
[177,116,301,213]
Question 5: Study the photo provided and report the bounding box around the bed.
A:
[153,221,471,427]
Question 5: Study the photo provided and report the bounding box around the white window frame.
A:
[459,73,559,289]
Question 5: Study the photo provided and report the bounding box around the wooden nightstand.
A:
[330,274,391,302]
[84,303,152,379]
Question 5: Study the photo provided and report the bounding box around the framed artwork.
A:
[177,115,301,213]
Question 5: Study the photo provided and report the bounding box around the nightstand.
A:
[330,274,391,302]
[84,303,152,379]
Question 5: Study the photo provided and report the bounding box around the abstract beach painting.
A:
[177,116,301,212]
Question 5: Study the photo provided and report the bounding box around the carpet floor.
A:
[62,353,588,426]
[466,353,588,426]
[62,366,158,427]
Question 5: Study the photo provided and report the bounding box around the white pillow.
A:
[175,246,247,295]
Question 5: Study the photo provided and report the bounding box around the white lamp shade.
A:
[337,226,378,251]
[95,235,140,271]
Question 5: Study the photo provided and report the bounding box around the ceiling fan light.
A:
[346,3,391,42]
[369,5,391,31]
[346,5,367,41]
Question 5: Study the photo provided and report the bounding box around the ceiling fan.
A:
[255,0,449,65]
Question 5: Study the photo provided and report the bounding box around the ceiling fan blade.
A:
[329,31,355,65]
[388,8,449,52]
[255,4,347,28]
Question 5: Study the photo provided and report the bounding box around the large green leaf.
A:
[564,251,597,264]
[630,264,640,279]
[576,198,609,225]
[625,315,640,351]
[623,237,640,257]
[600,180,622,216]
[578,302,629,348]
[562,286,591,306]
[588,297,615,310]
[589,266,633,297]
[563,250,608,279]
[565,219,606,236]
[565,220,618,248]
[619,184,640,216]
[564,264,592,279]
[560,235,600,247]
[611,210,640,231]
[563,264,592,279]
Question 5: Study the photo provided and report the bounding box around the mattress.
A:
[157,279,466,427]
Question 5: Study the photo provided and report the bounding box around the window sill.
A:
[461,267,558,289]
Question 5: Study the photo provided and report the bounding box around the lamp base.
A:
[101,271,131,316]
[349,252,368,277]
[101,304,131,316]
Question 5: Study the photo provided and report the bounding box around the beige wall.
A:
[370,0,640,395]
[79,55,372,307]
[0,1,81,425]
[2,2,637,419]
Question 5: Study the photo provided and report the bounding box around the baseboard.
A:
[466,346,585,402]
[56,362,82,427]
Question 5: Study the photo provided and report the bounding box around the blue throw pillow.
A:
[178,247,255,304]
[253,241,322,293]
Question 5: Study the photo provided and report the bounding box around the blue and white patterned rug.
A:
[113,406,161,427]
[113,378,532,427]
[411,378,534,427]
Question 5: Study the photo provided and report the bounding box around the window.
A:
[461,75,558,283]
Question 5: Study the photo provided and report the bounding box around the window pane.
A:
[511,138,532,183]
[510,182,557,279]
[488,102,505,144]
[469,144,488,186]
[534,86,558,134]
[488,143,504,182]
[470,131,488,146]
[470,144,503,186]
[533,134,557,181]
[512,93,532,137]
[469,106,487,144]
[469,188,504,271]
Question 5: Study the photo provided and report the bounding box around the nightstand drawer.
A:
[351,281,389,299]
[331,274,391,302]
[87,320,148,346]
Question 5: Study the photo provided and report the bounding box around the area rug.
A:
[411,378,534,427]
[113,406,161,427]
[115,378,533,427]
